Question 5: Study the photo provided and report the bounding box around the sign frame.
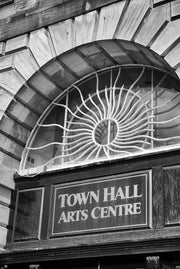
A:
[50,170,152,237]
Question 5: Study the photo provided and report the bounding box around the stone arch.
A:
[0,0,180,170]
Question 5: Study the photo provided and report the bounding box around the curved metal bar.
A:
[73,84,100,123]
[64,131,92,139]
[95,72,106,118]
[26,142,64,151]
[111,85,124,118]
[66,120,94,130]
[119,115,154,130]
[153,114,180,124]
[111,141,146,151]
[53,103,96,126]
[106,145,132,155]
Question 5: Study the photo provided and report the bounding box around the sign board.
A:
[51,172,151,236]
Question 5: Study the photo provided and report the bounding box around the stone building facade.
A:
[0,0,180,268]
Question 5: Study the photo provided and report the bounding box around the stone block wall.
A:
[0,164,14,251]
[0,0,180,250]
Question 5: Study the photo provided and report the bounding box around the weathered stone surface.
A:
[0,205,10,225]
[0,163,14,249]
[96,1,125,40]
[0,115,30,145]
[29,28,55,66]
[0,42,4,56]
[6,34,28,54]
[115,0,150,41]
[171,0,180,19]
[29,72,59,100]
[7,100,39,128]
[0,133,23,160]
[0,89,13,120]
[16,85,50,114]
[0,1,14,22]
[0,55,13,72]
[14,49,39,80]
[0,183,12,204]
[176,67,180,79]
[49,19,75,56]
[165,43,180,68]
[135,4,170,47]
[75,11,98,47]
[0,226,7,248]
[60,50,94,77]
[0,70,25,96]
[15,0,39,13]
[151,20,180,56]
[0,163,15,189]
[0,151,19,169]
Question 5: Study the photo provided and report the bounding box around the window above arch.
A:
[20,64,180,174]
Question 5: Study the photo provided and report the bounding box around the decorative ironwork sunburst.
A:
[25,66,180,170]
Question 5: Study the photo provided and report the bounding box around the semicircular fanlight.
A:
[22,65,180,172]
